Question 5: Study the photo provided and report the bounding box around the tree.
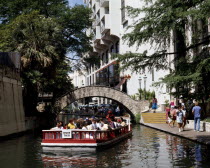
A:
[0,1,92,115]
[0,11,66,115]
[0,0,69,23]
[113,0,210,102]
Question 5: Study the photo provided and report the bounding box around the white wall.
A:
[82,0,171,105]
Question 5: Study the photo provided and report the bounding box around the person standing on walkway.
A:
[192,102,202,132]
[152,97,158,113]
[176,106,184,132]
[170,99,175,109]
[181,105,187,131]
[170,106,178,127]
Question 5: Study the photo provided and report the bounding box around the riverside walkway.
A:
[141,122,210,145]
[140,111,210,146]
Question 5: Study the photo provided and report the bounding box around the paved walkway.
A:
[140,122,210,145]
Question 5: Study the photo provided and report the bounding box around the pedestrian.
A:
[167,112,173,127]
[192,102,202,132]
[176,106,184,132]
[170,99,175,109]
[170,106,178,127]
[181,105,187,131]
[152,97,158,113]
[115,106,120,116]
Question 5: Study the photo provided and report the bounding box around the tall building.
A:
[75,0,171,106]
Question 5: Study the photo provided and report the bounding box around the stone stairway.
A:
[141,113,166,124]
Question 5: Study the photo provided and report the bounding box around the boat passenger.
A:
[81,121,88,130]
[68,119,76,129]
[101,121,111,130]
[51,121,64,130]
[116,119,123,127]
[86,120,93,130]
[63,123,68,129]
[106,110,115,121]
[76,118,83,129]
[73,118,78,128]
[96,119,103,130]
[120,117,126,126]
[110,118,117,129]
[91,119,98,130]
[114,118,121,128]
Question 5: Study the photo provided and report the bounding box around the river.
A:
[1,125,210,168]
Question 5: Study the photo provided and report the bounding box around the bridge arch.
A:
[56,86,148,122]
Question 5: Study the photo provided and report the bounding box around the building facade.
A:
[72,0,171,107]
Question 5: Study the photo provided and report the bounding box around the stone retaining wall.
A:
[0,54,25,137]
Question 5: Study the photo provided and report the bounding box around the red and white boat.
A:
[41,122,132,147]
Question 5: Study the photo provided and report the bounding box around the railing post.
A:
[43,132,45,140]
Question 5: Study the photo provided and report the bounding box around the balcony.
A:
[100,0,109,7]
[93,26,101,43]
[100,14,110,34]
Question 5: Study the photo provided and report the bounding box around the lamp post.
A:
[138,77,142,100]
[143,75,147,99]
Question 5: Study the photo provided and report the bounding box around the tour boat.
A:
[41,120,132,147]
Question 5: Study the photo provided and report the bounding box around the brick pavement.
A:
[140,122,210,145]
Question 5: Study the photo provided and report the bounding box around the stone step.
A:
[143,118,166,121]
[142,113,166,115]
[144,122,167,124]
[142,113,166,124]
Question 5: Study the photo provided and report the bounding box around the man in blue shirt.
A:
[192,102,202,132]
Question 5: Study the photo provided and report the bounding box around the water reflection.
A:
[40,126,210,168]
[1,125,210,168]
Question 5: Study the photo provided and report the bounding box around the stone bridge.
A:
[56,86,149,122]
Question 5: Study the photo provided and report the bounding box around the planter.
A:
[185,120,194,129]
[185,120,205,131]
[205,122,210,132]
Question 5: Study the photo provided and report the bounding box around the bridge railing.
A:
[42,125,131,142]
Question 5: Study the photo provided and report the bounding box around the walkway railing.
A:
[42,125,130,142]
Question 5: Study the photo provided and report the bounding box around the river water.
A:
[1,125,210,168]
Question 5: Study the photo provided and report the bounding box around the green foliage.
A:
[0,0,69,23]
[0,11,62,66]
[136,88,155,101]
[83,55,100,66]
[135,113,141,123]
[204,118,210,123]
[114,0,210,101]
[0,1,92,115]
[165,100,169,107]
[124,0,209,49]
[130,94,137,100]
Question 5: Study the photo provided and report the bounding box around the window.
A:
[102,53,105,65]
[123,20,128,28]
[105,7,109,14]
[110,45,115,53]
[115,41,119,53]
[105,50,109,64]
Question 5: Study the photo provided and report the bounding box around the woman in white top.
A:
[176,106,184,132]
[181,106,187,130]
